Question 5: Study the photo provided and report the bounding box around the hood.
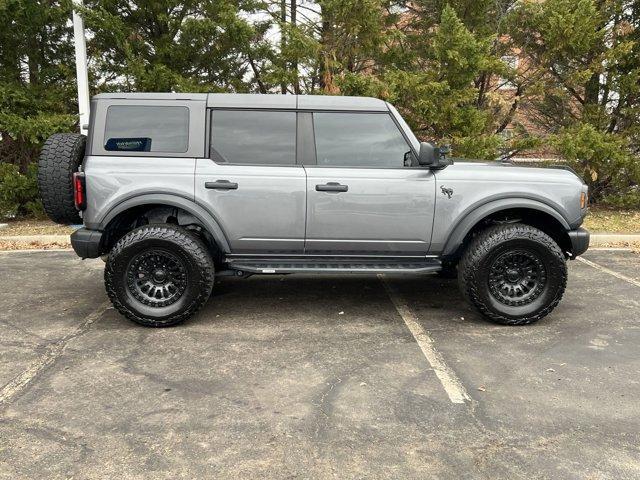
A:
[444,160,587,186]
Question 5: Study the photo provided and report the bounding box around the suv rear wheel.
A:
[458,223,567,325]
[104,224,214,327]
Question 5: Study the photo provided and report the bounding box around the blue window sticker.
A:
[105,137,152,152]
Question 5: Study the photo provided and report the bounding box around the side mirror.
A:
[418,142,452,169]
[418,142,436,166]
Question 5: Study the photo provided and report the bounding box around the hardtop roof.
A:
[92,93,389,112]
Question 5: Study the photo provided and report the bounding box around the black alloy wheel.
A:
[126,249,188,308]
[487,249,547,307]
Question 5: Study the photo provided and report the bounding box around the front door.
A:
[304,111,435,255]
[195,109,306,254]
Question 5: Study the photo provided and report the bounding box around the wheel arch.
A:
[96,194,231,254]
[442,199,572,258]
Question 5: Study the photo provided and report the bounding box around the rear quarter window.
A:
[104,105,189,153]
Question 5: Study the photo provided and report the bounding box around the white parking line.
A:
[577,257,640,288]
[379,274,471,404]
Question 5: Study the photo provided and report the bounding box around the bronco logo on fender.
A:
[441,186,453,198]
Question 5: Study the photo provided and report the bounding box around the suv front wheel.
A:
[458,223,567,325]
[104,224,214,327]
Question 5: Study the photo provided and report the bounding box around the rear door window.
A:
[104,105,189,153]
[313,112,412,168]
[210,110,296,165]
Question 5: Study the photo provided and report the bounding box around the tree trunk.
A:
[318,9,338,94]
[584,72,600,106]
[280,0,287,94]
[291,0,299,94]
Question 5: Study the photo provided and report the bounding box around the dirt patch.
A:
[0,240,71,251]
[0,219,74,236]
[584,208,640,234]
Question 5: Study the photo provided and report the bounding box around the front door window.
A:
[313,112,413,168]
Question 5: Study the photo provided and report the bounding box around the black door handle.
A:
[205,180,238,190]
[316,182,348,192]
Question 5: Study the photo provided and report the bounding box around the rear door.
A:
[195,109,306,254]
[304,111,436,255]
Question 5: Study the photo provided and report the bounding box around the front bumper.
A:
[568,227,590,258]
[70,228,103,259]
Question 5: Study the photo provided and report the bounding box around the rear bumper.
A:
[70,228,103,258]
[568,227,590,258]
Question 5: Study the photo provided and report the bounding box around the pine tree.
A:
[82,0,267,92]
[510,0,640,205]
[0,1,77,171]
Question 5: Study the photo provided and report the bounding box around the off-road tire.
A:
[105,224,214,327]
[458,223,567,325]
[37,133,86,224]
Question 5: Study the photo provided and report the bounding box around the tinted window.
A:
[210,110,296,165]
[104,106,189,153]
[313,113,411,167]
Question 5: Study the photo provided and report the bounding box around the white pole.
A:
[72,0,90,135]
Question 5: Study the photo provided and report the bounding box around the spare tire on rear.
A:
[37,133,86,224]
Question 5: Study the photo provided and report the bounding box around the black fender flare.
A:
[441,198,571,256]
[94,193,231,253]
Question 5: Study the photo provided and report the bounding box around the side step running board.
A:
[224,257,442,275]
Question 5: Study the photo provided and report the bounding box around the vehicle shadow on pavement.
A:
[194,273,486,329]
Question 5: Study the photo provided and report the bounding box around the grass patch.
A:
[583,207,640,233]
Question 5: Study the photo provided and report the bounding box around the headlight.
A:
[580,191,588,209]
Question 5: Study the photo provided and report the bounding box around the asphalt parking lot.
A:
[0,249,639,479]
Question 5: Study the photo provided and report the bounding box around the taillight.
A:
[73,172,86,210]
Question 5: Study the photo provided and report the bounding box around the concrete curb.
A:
[589,234,640,245]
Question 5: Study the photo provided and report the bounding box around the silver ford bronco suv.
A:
[37,93,589,327]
